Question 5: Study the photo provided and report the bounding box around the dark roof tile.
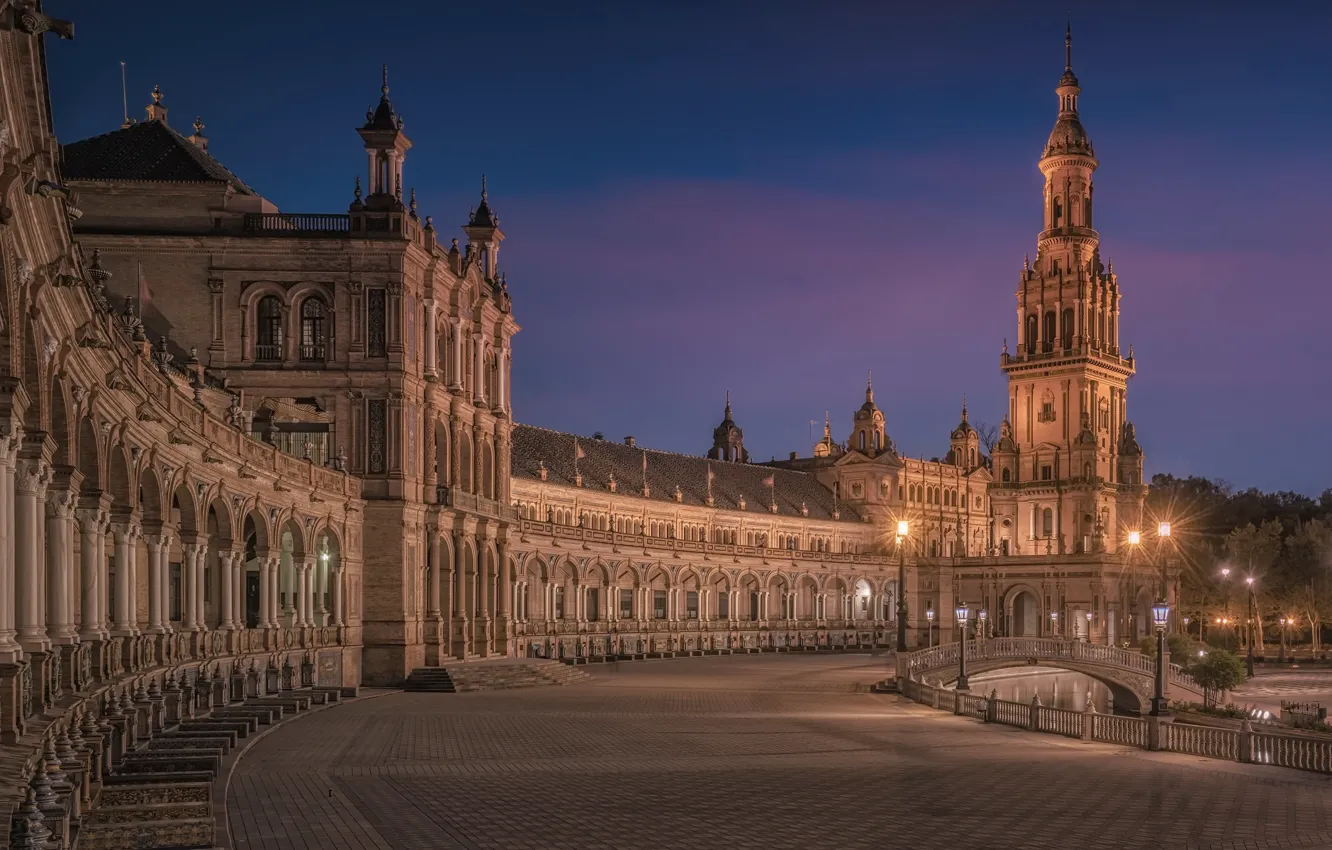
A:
[62,120,255,194]
[511,424,858,523]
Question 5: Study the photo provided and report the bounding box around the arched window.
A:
[1052,197,1063,228]
[1042,507,1054,538]
[1061,307,1074,351]
[1042,311,1056,353]
[873,431,881,451]
[858,431,866,451]
[1025,314,1038,355]
[257,296,283,361]
[299,296,327,361]
[1001,468,1011,483]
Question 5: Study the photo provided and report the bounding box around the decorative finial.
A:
[962,393,968,421]
[1065,20,1072,71]
[409,187,417,217]
[353,175,362,201]
[151,84,163,105]
[424,214,433,231]
[381,63,389,96]
[480,174,488,202]
[193,116,204,135]
[395,177,402,201]
[724,389,731,417]
[1003,337,1009,355]
[866,369,873,402]
[450,237,459,252]
[1024,254,1030,271]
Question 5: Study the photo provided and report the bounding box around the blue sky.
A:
[48,1,1332,494]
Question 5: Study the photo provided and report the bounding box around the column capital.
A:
[45,487,77,519]
[15,458,51,496]
[111,520,142,543]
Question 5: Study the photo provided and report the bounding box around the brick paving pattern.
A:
[227,655,1332,850]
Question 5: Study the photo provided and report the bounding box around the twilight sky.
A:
[48,1,1332,495]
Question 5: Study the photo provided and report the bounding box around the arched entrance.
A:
[1011,590,1040,637]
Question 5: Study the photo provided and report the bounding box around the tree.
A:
[1280,518,1332,651]
[1190,650,1247,708]
[974,421,999,455]
[1224,520,1284,649]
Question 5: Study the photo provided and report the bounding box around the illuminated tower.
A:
[990,27,1145,556]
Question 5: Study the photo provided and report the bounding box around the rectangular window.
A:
[619,589,633,619]
[1040,465,1052,481]
[717,592,729,620]
[554,587,565,620]
[685,591,698,620]
[653,590,667,620]
[367,289,387,357]
[586,588,599,622]
[750,592,761,622]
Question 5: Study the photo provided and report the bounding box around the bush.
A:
[1139,633,1206,666]
[1170,700,1249,719]
[1191,649,1248,708]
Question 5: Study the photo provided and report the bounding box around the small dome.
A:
[1044,115,1094,158]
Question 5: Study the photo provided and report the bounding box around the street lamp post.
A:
[1085,610,1093,644]
[895,520,909,652]
[1157,522,1172,632]
[1126,530,1141,643]
[1050,610,1058,638]
[1245,576,1256,678]
[926,607,934,649]
[1279,616,1288,663]
[978,609,988,641]
[955,601,970,692]
[1150,598,1171,716]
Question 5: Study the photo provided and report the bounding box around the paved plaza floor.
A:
[227,655,1332,850]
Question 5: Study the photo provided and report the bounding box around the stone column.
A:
[452,530,469,657]
[0,429,19,663]
[218,550,234,630]
[234,553,246,628]
[316,554,329,625]
[194,544,207,629]
[472,332,485,405]
[109,523,137,637]
[15,459,51,651]
[423,299,438,380]
[331,563,344,627]
[180,543,199,631]
[299,558,315,627]
[495,343,509,414]
[266,556,280,628]
[497,539,511,644]
[427,537,441,618]
[257,556,273,629]
[45,491,77,644]
[144,535,165,633]
[77,510,104,640]
[449,319,464,391]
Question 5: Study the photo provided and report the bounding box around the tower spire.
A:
[865,370,873,403]
[724,389,732,419]
[1065,20,1072,71]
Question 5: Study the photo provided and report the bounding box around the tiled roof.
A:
[511,424,859,523]
[62,120,255,194]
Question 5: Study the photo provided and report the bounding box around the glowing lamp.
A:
[1127,530,1141,546]
[897,520,909,537]
[1151,599,1170,631]
[955,601,969,626]
[1158,522,1171,538]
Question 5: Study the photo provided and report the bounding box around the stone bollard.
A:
[1238,719,1253,763]
[1082,701,1096,741]
[1029,695,1041,731]
[985,689,998,723]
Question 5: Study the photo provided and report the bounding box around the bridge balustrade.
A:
[901,638,1199,692]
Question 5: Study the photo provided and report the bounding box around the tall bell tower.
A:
[990,27,1145,557]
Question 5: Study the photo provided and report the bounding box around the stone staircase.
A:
[403,668,457,692]
[76,686,347,850]
[407,659,591,693]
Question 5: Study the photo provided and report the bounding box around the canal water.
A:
[958,668,1116,713]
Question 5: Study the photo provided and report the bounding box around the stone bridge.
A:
[897,638,1204,714]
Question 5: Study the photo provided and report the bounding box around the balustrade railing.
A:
[895,669,1332,776]
[1037,705,1084,739]
[901,638,1199,693]
[242,212,352,234]
[1164,722,1237,760]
